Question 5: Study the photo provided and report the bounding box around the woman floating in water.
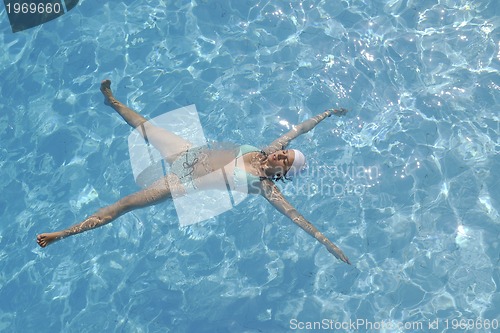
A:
[37,80,351,264]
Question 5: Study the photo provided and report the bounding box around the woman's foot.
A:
[100,79,117,106]
[37,232,64,248]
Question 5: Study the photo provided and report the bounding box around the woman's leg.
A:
[100,80,192,163]
[37,174,185,247]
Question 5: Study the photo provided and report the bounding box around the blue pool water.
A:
[1,0,499,332]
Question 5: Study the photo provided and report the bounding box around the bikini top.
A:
[233,145,264,188]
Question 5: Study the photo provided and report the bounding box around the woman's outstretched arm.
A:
[37,175,179,247]
[263,108,347,155]
[258,179,351,264]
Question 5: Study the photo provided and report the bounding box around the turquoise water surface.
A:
[1,0,499,332]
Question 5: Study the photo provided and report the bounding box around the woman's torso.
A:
[187,144,264,192]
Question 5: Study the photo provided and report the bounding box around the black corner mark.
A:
[64,0,77,11]
[4,0,79,33]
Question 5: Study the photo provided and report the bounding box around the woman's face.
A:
[267,150,295,176]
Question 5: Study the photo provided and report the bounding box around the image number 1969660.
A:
[4,0,79,32]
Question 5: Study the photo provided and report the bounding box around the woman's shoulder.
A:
[239,144,261,154]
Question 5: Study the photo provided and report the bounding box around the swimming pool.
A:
[1,0,499,332]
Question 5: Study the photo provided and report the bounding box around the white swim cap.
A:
[286,149,306,177]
